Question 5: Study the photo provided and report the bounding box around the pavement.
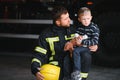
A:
[0,52,120,80]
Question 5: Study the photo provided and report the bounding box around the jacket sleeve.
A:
[31,33,49,75]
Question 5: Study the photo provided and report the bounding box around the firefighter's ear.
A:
[56,20,60,26]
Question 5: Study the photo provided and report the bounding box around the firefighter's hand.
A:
[36,68,44,80]
[64,42,74,51]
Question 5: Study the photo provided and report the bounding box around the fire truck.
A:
[0,0,120,67]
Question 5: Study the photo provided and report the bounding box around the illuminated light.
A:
[87,1,93,5]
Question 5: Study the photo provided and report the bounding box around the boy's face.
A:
[78,12,92,26]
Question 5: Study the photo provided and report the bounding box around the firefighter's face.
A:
[56,12,71,27]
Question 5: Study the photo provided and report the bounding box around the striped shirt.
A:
[76,22,100,47]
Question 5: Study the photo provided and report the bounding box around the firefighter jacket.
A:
[31,25,75,75]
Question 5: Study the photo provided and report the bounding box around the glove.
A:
[64,41,74,51]
[64,41,74,57]
[64,38,79,57]
[64,38,76,51]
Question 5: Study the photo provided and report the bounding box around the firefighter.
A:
[31,6,98,80]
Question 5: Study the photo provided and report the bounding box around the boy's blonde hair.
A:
[77,7,91,17]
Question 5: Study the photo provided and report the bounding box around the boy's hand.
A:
[89,45,98,52]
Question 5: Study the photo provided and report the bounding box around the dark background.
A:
[0,0,120,80]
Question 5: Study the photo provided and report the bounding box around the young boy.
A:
[64,7,100,80]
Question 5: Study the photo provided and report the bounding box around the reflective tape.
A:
[32,58,41,66]
[49,61,58,65]
[81,72,88,78]
[35,46,47,54]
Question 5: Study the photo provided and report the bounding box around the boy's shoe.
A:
[71,71,82,80]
